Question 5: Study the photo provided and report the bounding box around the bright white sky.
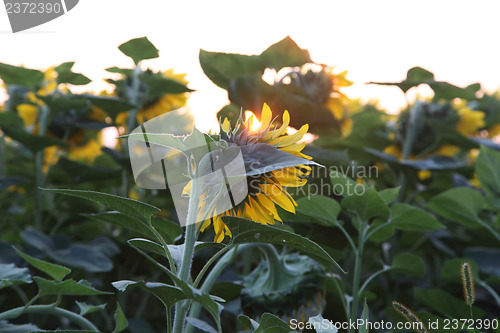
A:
[1,0,500,132]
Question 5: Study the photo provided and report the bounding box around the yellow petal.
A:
[260,184,295,213]
[269,124,309,147]
[182,180,192,197]
[222,118,230,133]
[259,103,272,131]
[256,193,282,222]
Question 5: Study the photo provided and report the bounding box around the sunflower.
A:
[184,103,315,242]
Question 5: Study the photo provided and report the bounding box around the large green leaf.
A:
[223,216,343,271]
[0,263,32,290]
[43,189,160,224]
[118,37,159,64]
[427,187,484,227]
[392,253,425,278]
[389,204,444,231]
[14,247,70,281]
[260,36,311,71]
[378,187,400,205]
[254,313,294,333]
[0,63,44,89]
[84,212,156,240]
[113,280,186,310]
[296,196,340,226]
[342,186,390,221]
[199,49,264,89]
[34,277,112,296]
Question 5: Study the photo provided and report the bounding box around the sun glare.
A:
[244,110,262,132]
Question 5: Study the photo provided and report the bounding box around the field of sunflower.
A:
[0,36,500,333]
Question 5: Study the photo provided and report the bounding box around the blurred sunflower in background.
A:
[276,65,353,136]
[8,67,108,171]
[183,103,317,242]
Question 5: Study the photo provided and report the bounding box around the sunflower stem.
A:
[34,104,49,231]
[349,219,367,333]
[172,176,201,333]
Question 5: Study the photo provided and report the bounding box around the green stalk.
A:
[172,176,201,333]
[185,244,255,333]
[349,220,367,333]
[0,132,5,177]
[34,105,49,230]
[0,305,99,331]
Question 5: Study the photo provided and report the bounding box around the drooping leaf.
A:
[0,320,40,333]
[185,317,217,333]
[139,74,193,96]
[1,128,68,153]
[85,95,135,121]
[118,37,159,64]
[14,247,70,281]
[55,62,91,85]
[308,313,338,333]
[223,216,343,271]
[42,189,160,224]
[0,263,32,290]
[34,277,112,296]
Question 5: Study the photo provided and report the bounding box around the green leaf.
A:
[85,96,135,121]
[392,253,425,278]
[0,128,68,153]
[430,81,478,100]
[34,277,112,296]
[14,247,70,281]
[260,36,311,71]
[427,187,484,227]
[185,317,217,333]
[0,63,44,89]
[413,288,484,318]
[223,216,343,271]
[476,146,500,197]
[139,74,193,96]
[308,314,338,332]
[0,321,40,333]
[85,212,156,240]
[330,170,360,197]
[238,315,259,330]
[43,189,160,224]
[75,301,107,316]
[378,187,400,205]
[390,204,444,231]
[113,280,186,311]
[406,67,434,82]
[296,196,340,226]
[118,37,159,64]
[342,187,390,221]
[55,62,91,85]
[128,238,164,257]
[0,263,32,289]
[113,303,128,333]
[151,217,182,244]
[0,112,24,128]
[199,49,264,89]
[359,300,369,333]
[254,313,294,333]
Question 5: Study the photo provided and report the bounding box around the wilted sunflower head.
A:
[185,103,319,242]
